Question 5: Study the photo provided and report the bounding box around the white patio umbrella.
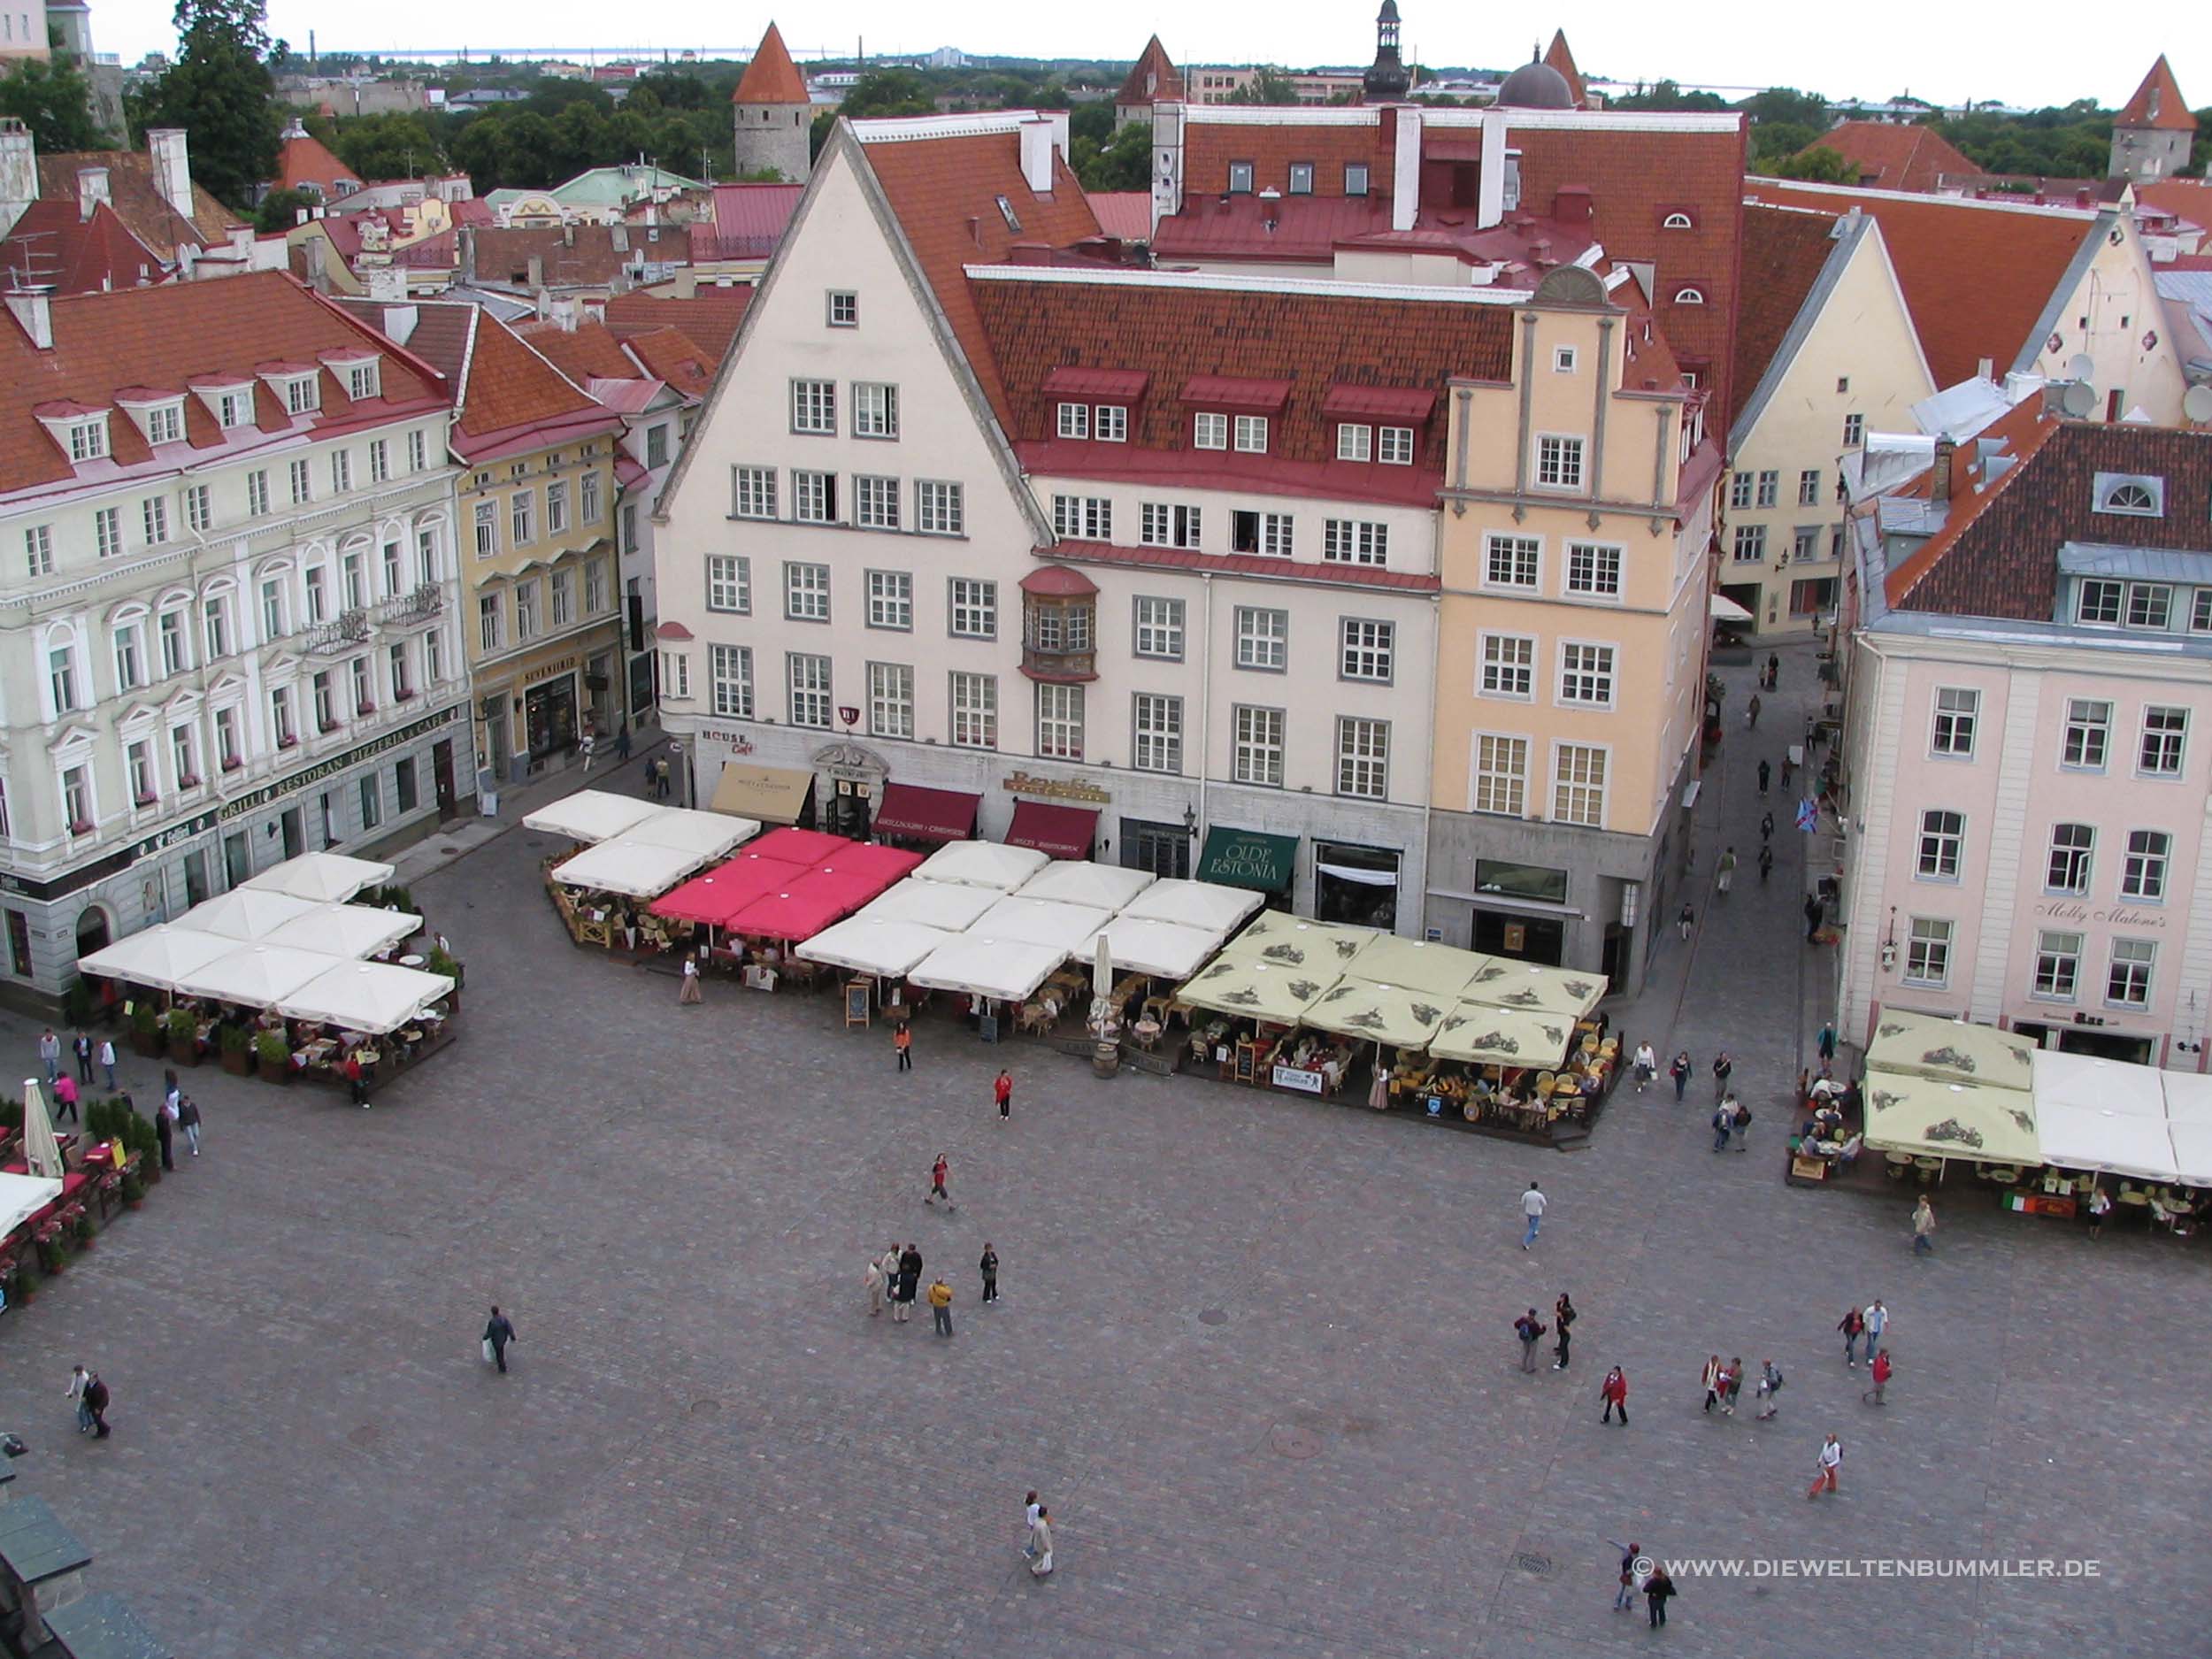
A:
[240,850,395,903]
[1089,926,1115,1036]
[19,1079,63,1181]
[171,889,326,941]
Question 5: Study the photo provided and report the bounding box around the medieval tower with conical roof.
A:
[731,22,813,184]
[2108,55,2196,181]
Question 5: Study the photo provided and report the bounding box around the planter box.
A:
[167,1037,197,1066]
[219,1048,251,1076]
[257,1054,293,1085]
[131,1028,163,1057]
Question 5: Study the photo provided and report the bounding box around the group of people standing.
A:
[866,1237,1001,1338]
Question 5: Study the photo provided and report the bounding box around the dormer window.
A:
[2094,473,2163,517]
[263,370,321,415]
[1233,415,1269,455]
[67,416,108,462]
[198,383,254,428]
[142,401,185,445]
[1094,405,1127,442]
[1228,161,1255,195]
[1194,412,1227,450]
[1662,211,1694,230]
[1345,163,1370,196]
[1673,286,1707,305]
[1338,423,1373,462]
[1288,162,1314,196]
[345,360,380,401]
[1056,402,1089,440]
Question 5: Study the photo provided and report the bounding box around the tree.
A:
[254,185,315,233]
[332,112,445,182]
[1748,120,1818,171]
[1068,101,1113,150]
[1612,79,1727,113]
[1771,146,1858,184]
[1737,88,1829,131]
[840,71,933,120]
[0,57,107,151]
[1072,121,1150,192]
[134,0,280,207]
[809,108,837,163]
[1227,69,1297,106]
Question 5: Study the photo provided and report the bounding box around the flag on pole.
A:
[1795,798,1818,833]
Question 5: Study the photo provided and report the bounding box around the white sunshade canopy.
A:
[522,788,663,844]
[552,839,710,899]
[2162,1072,2212,1184]
[175,943,355,1008]
[1709,592,1754,622]
[170,889,327,941]
[907,934,1068,1004]
[1087,916,1226,982]
[278,960,456,1034]
[240,850,395,903]
[912,839,1051,891]
[1118,879,1265,933]
[263,903,421,959]
[625,807,759,861]
[970,895,1112,956]
[75,924,241,991]
[856,879,1001,933]
[0,1171,61,1237]
[795,917,954,979]
[2035,1047,2174,1178]
[1015,859,1157,911]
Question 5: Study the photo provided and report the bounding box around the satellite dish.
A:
[2185,384,2212,424]
[2060,381,2095,419]
[2066,353,2095,382]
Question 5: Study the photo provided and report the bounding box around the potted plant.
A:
[13,1263,39,1304]
[219,1024,252,1076]
[73,1211,94,1249]
[127,1114,159,1185]
[131,1000,162,1057]
[165,1007,198,1065]
[119,1170,144,1210]
[255,1029,293,1083]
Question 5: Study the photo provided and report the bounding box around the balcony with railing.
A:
[378,582,443,625]
[305,607,370,656]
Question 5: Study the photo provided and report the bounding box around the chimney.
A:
[303,235,327,291]
[1552,184,1592,226]
[365,264,405,302]
[2075,188,2090,208]
[526,253,544,289]
[1976,357,1993,381]
[382,303,419,348]
[562,223,574,247]
[0,117,35,240]
[1477,109,1508,230]
[1393,105,1424,233]
[966,213,982,246]
[1018,119,1055,194]
[4,288,52,350]
[1379,106,1399,150]
[1930,436,1955,503]
[146,128,194,220]
[296,206,309,226]
[1259,187,1281,229]
[610,223,628,252]
[75,166,110,221]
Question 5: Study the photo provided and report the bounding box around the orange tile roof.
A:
[2117,55,2196,132]
[35,150,237,261]
[733,22,810,105]
[2134,178,2212,226]
[621,326,713,398]
[1116,36,1184,107]
[1543,32,1588,109]
[512,319,636,383]
[278,129,357,195]
[1730,204,1840,426]
[1087,191,1153,241]
[1746,181,2092,391]
[452,312,606,444]
[1800,122,1978,194]
[0,199,165,296]
[603,288,751,365]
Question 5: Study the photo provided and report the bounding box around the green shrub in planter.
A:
[119,1171,144,1206]
[73,1213,93,1246]
[255,1030,292,1074]
[14,1263,39,1302]
[220,1024,250,1054]
[426,946,458,979]
[62,978,90,1026]
[165,1008,195,1041]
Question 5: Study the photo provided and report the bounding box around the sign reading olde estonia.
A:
[1001,770,1110,805]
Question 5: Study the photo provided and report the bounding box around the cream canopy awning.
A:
[522,787,662,844]
[240,850,395,903]
[1348,935,1496,1000]
[856,879,1002,933]
[913,839,1051,892]
[795,917,954,979]
[278,960,457,1034]
[1865,1008,2036,1091]
[1085,916,1226,982]
[1709,591,1754,622]
[1863,1067,2039,1165]
[968,895,1113,956]
[263,903,421,959]
[1459,957,1608,1019]
[551,839,709,899]
[1118,879,1265,933]
[2162,1072,2212,1184]
[170,889,326,941]
[626,806,759,861]
[709,762,814,823]
[1428,1002,1577,1069]
[1217,913,1378,973]
[1177,955,1340,1025]
[174,943,354,1008]
[906,934,1067,1004]
[76,924,241,991]
[1301,977,1455,1050]
[1014,859,1157,911]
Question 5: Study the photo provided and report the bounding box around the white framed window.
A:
[1141,503,1202,549]
[1484,534,1540,590]
[312,669,337,730]
[168,723,196,786]
[867,661,914,739]
[344,360,380,401]
[2075,580,2123,626]
[949,672,997,748]
[1345,162,1370,195]
[157,609,188,675]
[213,390,250,429]
[1379,426,1414,465]
[510,489,534,547]
[580,469,601,523]
[1732,523,1767,563]
[23,525,51,578]
[1056,402,1090,439]
[2121,829,2171,900]
[380,539,403,599]
[1755,470,1779,508]
[2033,930,2081,998]
[1133,595,1184,660]
[1729,471,1754,510]
[545,479,568,535]
[790,378,836,434]
[1534,434,1584,489]
[1287,161,1314,194]
[855,475,902,530]
[2094,475,2163,516]
[126,740,154,804]
[111,622,142,689]
[787,652,832,728]
[1565,542,1622,598]
[2062,699,2110,770]
[1906,918,1955,988]
[827,290,858,327]
[1233,606,1287,671]
[584,558,607,615]
[246,469,271,518]
[658,649,690,702]
[472,500,497,558]
[407,430,427,471]
[706,555,750,614]
[549,568,573,628]
[1931,687,1978,757]
[949,578,996,640]
[1336,717,1388,799]
[1193,412,1227,450]
[1472,733,1528,817]
[94,506,120,559]
[65,416,107,462]
[142,495,169,547]
[2108,939,2155,1007]
[854,382,899,440]
[1479,633,1534,699]
[330,449,352,495]
[1340,618,1394,682]
[2126,583,2173,629]
[916,480,964,535]
[645,424,670,470]
[342,549,366,610]
[1800,469,1823,506]
[1323,519,1386,565]
[2140,706,2187,776]
[47,641,79,714]
[1552,742,1608,827]
[1233,705,1285,787]
[425,629,444,684]
[1052,495,1110,541]
[204,595,230,660]
[259,579,285,641]
[1554,346,1578,373]
[512,579,538,642]
[368,439,389,483]
[785,561,831,622]
[1094,405,1128,442]
[1336,423,1372,462]
[2047,823,2094,894]
[1036,683,1085,760]
[1917,810,1964,879]
[793,469,837,524]
[60,764,92,831]
[1842,412,1864,446]
[183,485,211,533]
[1557,641,1616,708]
[1233,414,1269,454]
[866,569,913,630]
[1133,693,1183,773]
[304,567,328,624]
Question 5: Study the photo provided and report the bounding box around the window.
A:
[342,549,366,610]
[949,672,997,748]
[157,609,187,675]
[1345,163,1370,195]
[706,555,750,613]
[1056,403,1090,440]
[1337,423,1372,462]
[1233,606,1287,671]
[585,558,608,616]
[1340,618,1394,682]
[545,479,568,535]
[785,561,831,622]
[2121,829,2171,900]
[425,629,443,684]
[65,416,107,462]
[791,379,836,434]
[183,485,211,533]
[1552,743,1608,827]
[853,383,899,441]
[1194,412,1228,450]
[1558,641,1616,708]
[254,579,285,645]
[408,430,427,472]
[660,649,690,701]
[1052,495,1110,541]
[1287,161,1314,195]
[393,755,419,815]
[1025,596,1093,655]
[2047,823,2094,893]
[2095,476,2162,516]
[2076,580,2123,625]
[47,641,77,713]
[169,724,196,786]
[215,704,242,770]
[513,579,539,642]
[357,773,381,831]
[2033,930,2082,998]
[1094,405,1127,442]
[270,687,296,747]
[1233,511,1294,556]
[346,654,373,718]
[1472,733,1529,816]
[1233,415,1269,454]
[2139,706,2186,776]
[1842,413,1864,446]
[827,290,858,327]
[1800,469,1823,506]
[330,449,352,495]
[1755,470,1778,508]
[1917,810,1964,879]
[112,623,142,689]
[1133,693,1183,772]
[949,578,996,640]
[2124,583,2173,630]
[1036,683,1085,759]
[380,540,403,599]
[23,525,50,578]
[1732,524,1767,563]
[60,764,90,832]
[1323,519,1386,565]
[127,741,153,804]
[1227,161,1254,193]
[787,653,832,728]
[733,466,776,518]
[866,569,913,630]
[1484,534,1540,589]
[855,475,902,530]
[1566,542,1623,598]
[368,439,389,484]
[1675,288,1705,305]
[1233,705,1285,786]
[304,566,327,625]
[93,506,120,559]
[644,423,670,469]
[793,470,837,524]
[1535,435,1584,488]
[478,594,502,652]
[549,568,572,628]
[1481,634,1535,699]
[1379,426,1414,465]
[204,595,230,660]
[579,469,601,523]
[2062,699,2110,769]
[473,500,497,558]
[1336,717,1388,799]
[510,489,534,547]
[1662,211,1694,229]
[1133,595,1184,660]
[312,670,336,730]
[1141,503,1202,549]
[710,644,753,718]
[1553,345,1578,374]
[994,193,1021,232]
[2108,939,2155,1007]
[868,662,914,739]
[1932,687,1978,757]
[342,360,379,402]
[917,480,964,535]
[139,495,169,548]
[214,390,250,430]
[1906,918,1955,988]
[1729,471,1754,511]
[1793,525,1821,565]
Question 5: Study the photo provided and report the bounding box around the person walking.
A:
[876,1244,902,1314]
[1760,810,1776,843]
[615,723,632,763]
[1838,1304,1865,1367]
[1746,691,1763,729]
[1731,1096,1751,1154]
[1804,893,1825,941]
[994,1068,1012,1123]
[1757,759,1771,798]
[1519,1181,1547,1250]
[1644,1563,1676,1628]
[1912,1196,1937,1256]
[66,1364,92,1434]
[1514,1308,1546,1372]
[177,1092,200,1155]
[71,1030,92,1085]
[1600,1366,1629,1425]
[1863,1299,1888,1354]
[1670,1051,1692,1102]
[51,1071,78,1125]
[1677,902,1694,941]
[36,1028,58,1085]
[1607,1538,1642,1611]
[81,1370,111,1438]
[894,1245,921,1323]
[578,726,598,772]
[1711,1051,1733,1101]
[894,1021,913,1071]
[1724,1356,1746,1416]
[1710,1100,1733,1153]
[1862,1348,1893,1406]
[481,1306,517,1374]
[1701,1354,1724,1414]
[1768,651,1781,688]
[1807,1432,1842,1499]
[1757,843,1774,883]
[1027,1507,1054,1577]
[1021,1492,1043,1559]
[864,1252,887,1317]
[1754,1358,1784,1419]
[153,1096,174,1171]
[926,1152,954,1210]
[927,1275,955,1338]
[979,1243,999,1303]
[679,956,703,1005]
[2088,1187,2112,1238]
[1716,847,1737,895]
[96,1037,116,1093]
[1817,1021,1838,1064]
[1632,1041,1656,1092]
[1553,1293,1576,1370]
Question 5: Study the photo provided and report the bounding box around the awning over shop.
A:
[1198,826,1297,893]
[1006,799,1098,860]
[1709,592,1754,623]
[1863,1068,2039,1166]
[710,762,814,824]
[1865,1009,2036,1092]
[1429,1002,1577,1069]
[872,782,981,844]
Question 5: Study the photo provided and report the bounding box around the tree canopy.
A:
[1071,121,1150,192]
[0,57,108,151]
[1227,69,1298,106]
[133,0,280,207]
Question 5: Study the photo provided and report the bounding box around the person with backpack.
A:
[1754,1358,1785,1419]
[1600,1366,1629,1425]
[1838,1304,1866,1367]
[1731,1096,1751,1154]
[1710,1100,1733,1153]
[1514,1308,1547,1372]
[1644,1563,1677,1627]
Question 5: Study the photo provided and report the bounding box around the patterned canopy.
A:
[1427,1002,1577,1069]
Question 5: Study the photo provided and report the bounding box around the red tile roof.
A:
[35,150,237,261]
[1181,122,1386,198]
[0,272,445,496]
[1746,181,2093,391]
[2134,178,2212,227]
[733,22,810,105]
[2117,55,2196,132]
[1050,538,1440,592]
[603,288,752,366]
[450,312,607,448]
[513,319,636,383]
[621,326,714,398]
[1543,32,1588,109]
[278,128,357,196]
[1087,191,1153,241]
[0,199,165,296]
[1730,204,1840,426]
[1799,122,1978,194]
[465,224,680,289]
[1116,35,1184,107]
[689,182,803,261]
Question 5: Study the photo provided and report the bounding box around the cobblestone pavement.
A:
[0,647,2200,1657]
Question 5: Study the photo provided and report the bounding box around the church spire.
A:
[1363,0,1410,102]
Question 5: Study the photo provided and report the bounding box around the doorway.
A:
[73,905,111,962]
[433,738,457,818]
[222,830,250,889]
[280,807,305,859]
[182,849,211,907]
[1473,907,1566,964]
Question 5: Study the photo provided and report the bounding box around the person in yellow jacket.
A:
[927,1275,955,1339]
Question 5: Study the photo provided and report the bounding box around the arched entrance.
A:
[73,905,111,961]
[811,741,888,840]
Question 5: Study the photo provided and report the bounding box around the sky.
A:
[95,0,2200,115]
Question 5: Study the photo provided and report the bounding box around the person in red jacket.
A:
[994,1069,1012,1124]
[1600,1365,1629,1425]
[1862,1348,1893,1407]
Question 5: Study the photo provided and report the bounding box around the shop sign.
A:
[1271,1064,1325,1094]
[1001,769,1110,805]
[524,654,580,687]
[2034,900,2167,930]
[698,728,757,754]
[219,704,463,823]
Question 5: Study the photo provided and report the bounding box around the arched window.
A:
[1673,287,1706,305]
[1662,212,1694,230]
[2097,479,2161,515]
